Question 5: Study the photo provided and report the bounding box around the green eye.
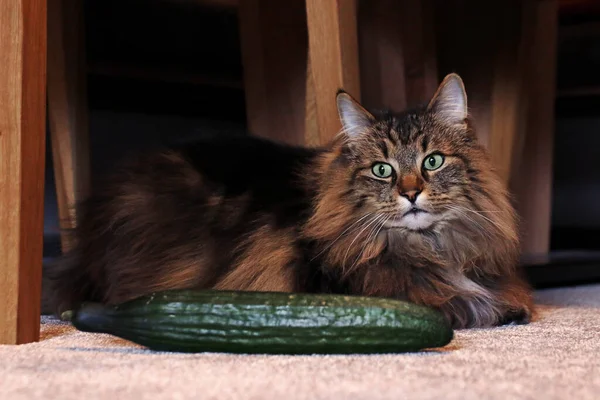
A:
[423,154,445,171]
[372,163,393,178]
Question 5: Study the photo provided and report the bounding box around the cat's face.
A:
[335,74,486,232]
[307,73,517,271]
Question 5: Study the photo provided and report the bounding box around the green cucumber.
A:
[70,290,453,354]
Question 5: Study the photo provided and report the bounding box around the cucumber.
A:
[70,290,453,354]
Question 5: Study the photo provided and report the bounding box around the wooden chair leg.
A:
[47,0,91,253]
[510,0,558,256]
[436,0,558,257]
[0,0,47,345]
[436,1,528,186]
[239,0,360,147]
[306,0,360,145]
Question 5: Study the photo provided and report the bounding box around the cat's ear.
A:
[427,73,468,126]
[336,90,374,138]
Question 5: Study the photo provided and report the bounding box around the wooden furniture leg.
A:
[239,0,360,147]
[511,0,558,256]
[306,0,360,145]
[436,0,527,185]
[47,0,91,252]
[0,0,47,345]
[436,0,558,258]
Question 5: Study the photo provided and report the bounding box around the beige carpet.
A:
[2,284,599,400]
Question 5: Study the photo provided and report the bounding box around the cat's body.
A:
[47,74,533,328]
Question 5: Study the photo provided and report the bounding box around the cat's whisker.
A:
[357,213,392,271]
[347,214,389,274]
[342,214,383,271]
[452,208,502,214]
[376,214,393,238]
[444,205,496,240]
[459,208,506,232]
[310,212,374,261]
[444,206,488,234]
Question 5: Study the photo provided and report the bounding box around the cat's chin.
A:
[384,211,438,231]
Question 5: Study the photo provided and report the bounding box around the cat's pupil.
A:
[428,157,435,166]
[379,165,385,175]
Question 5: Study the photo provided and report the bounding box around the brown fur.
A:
[45,74,533,329]
[214,224,297,291]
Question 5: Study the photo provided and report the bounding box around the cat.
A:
[45,73,533,329]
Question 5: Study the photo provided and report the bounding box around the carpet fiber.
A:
[2,284,599,400]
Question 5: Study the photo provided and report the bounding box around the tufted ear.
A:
[427,73,468,126]
[336,90,375,138]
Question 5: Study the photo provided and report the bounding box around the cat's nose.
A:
[400,190,421,203]
[398,175,424,203]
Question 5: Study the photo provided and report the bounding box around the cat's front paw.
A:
[499,306,532,326]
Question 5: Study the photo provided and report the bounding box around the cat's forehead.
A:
[352,108,463,167]
[370,111,435,156]
[374,110,439,145]
[388,113,425,145]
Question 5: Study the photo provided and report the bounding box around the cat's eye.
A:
[423,154,445,171]
[371,163,393,178]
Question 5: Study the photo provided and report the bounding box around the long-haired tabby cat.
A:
[46,73,533,328]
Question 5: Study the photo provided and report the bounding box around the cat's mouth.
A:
[384,207,437,231]
[402,207,428,217]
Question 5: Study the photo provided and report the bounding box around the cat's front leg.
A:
[439,292,503,329]
[494,275,534,326]
[441,274,534,329]
[498,308,532,325]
